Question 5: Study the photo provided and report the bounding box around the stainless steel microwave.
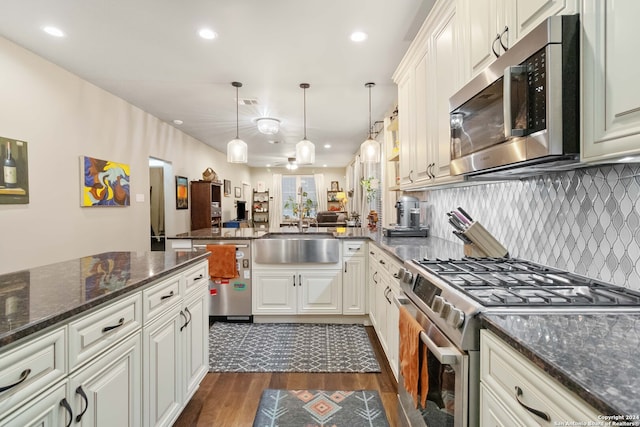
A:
[449,14,579,176]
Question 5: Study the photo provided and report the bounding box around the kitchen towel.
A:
[399,305,429,408]
[206,245,238,280]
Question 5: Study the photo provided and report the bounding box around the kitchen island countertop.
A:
[171,227,464,262]
[0,250,210,349]
[481,312,640,417]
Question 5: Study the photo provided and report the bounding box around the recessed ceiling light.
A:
[266,164,271,167]
[173,119,183,125]
[199,28,217,40]
[43,26,65,37]
[350,31,367,42]
[324,144,331,149]
[323,164,328,167]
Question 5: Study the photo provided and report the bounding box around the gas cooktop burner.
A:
[413,257,640,307]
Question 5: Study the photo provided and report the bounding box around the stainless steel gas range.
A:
[396,257,640,427]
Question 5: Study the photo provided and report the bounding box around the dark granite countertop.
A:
[0,250,210,349]
[481,313,640,417]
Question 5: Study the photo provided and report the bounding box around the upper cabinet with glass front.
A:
[581,0,640,162]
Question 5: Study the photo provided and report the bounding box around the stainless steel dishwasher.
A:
[194,241,252,322]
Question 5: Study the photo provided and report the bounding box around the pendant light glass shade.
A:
[296,83,315,165]
[227,138,248,163]
[360,82,380,163]
[256,117,280,135]
[227,81,248,163]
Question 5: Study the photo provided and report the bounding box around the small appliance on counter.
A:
[383,196,429,237]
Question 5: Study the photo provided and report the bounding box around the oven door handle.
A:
[394,296,462,366]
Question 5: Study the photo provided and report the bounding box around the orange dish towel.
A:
[206,245,238,280]
[399,305,429,408]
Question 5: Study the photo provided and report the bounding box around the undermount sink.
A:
[254,233,339,264]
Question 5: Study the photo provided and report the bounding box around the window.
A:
[282,175,317,219]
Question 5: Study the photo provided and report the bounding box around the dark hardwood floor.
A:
[173,326,399,426]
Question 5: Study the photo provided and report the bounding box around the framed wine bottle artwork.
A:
[0,136,29,205]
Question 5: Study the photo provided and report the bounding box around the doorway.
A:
[149,157,172,251]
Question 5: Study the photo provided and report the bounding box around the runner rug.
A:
[252,389,390,427]
[209,322,381,372]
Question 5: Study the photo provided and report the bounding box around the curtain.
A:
[271,173,282,226]
[314,173,326,212]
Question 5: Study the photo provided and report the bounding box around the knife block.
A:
[461,221,509,258]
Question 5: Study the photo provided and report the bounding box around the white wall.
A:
[0,37,250,274]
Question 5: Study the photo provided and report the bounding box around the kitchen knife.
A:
[457,207,474,223]
[448,217,465,232]
[452,210,471,226]
[453,230,472,244]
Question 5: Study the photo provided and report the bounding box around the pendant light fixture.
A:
[296,83,315,165]
[360,82,381,163]
[227,81,248,163]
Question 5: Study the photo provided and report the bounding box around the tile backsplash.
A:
[426,163,640,290]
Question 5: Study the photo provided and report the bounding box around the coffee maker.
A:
[383,196,429,237]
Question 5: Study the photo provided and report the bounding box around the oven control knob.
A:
[449,308,465,329]
[432,296,445,313]
[402,270,413,284]
[440,302,452,319]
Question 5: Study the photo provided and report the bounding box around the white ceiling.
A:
[0,0,434,168]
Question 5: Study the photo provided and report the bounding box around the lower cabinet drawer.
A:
[183,262,208,297]
[143,275,182,323]
[68,292,142,371]
[480,330,601,425]
[0,326,66,418]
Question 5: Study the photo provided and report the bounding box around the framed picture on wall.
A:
[224,179,231,197]
[175,176,188,209]
[0,136,29,205]
[330,181,339,191]
[234,187,241,198]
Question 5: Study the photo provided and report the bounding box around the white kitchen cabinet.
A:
[69,332,142,427]
[394,0,463,189]
[253,268,342,315]
[342,241,367,315]
[0,381,68,427]
[181,288,209,403]
[368,248,380,329]
[480,330,601,425]
[581,0,640,162]
[460,0,577,81]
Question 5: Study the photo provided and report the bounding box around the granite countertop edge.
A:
[0,251,210,350]
[480,314,621,416]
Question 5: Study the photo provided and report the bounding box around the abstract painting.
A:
[81,155,130,206]
[0,136,29,205]
[176,175,188,209]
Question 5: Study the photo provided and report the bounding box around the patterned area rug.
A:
[209,322,381,372]
[252,389,390,427]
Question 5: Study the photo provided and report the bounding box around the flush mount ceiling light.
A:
[296,83,315,165]
[43,26,65,37]
[350,31,368,42]
[360,82,381,163]
[198,28,217,40]
[227,82,248,163]
[256,117,280,135]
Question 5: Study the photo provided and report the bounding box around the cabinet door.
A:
[398,72,415,187]
[69,333,142,427]
[368,258,379,328]
[413,50,431,185]
[143,304,183,427]
[386,284,400,381]
[375,275,390,354]
[466,0,500,77]
[431,7,460,181]
[298,270,342,314]
[511,0,577,44]
[342,256,367,315]
[182,287,209,404]
[252,271,297,314]
[0,381,68,427]
[582,0,640,162]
